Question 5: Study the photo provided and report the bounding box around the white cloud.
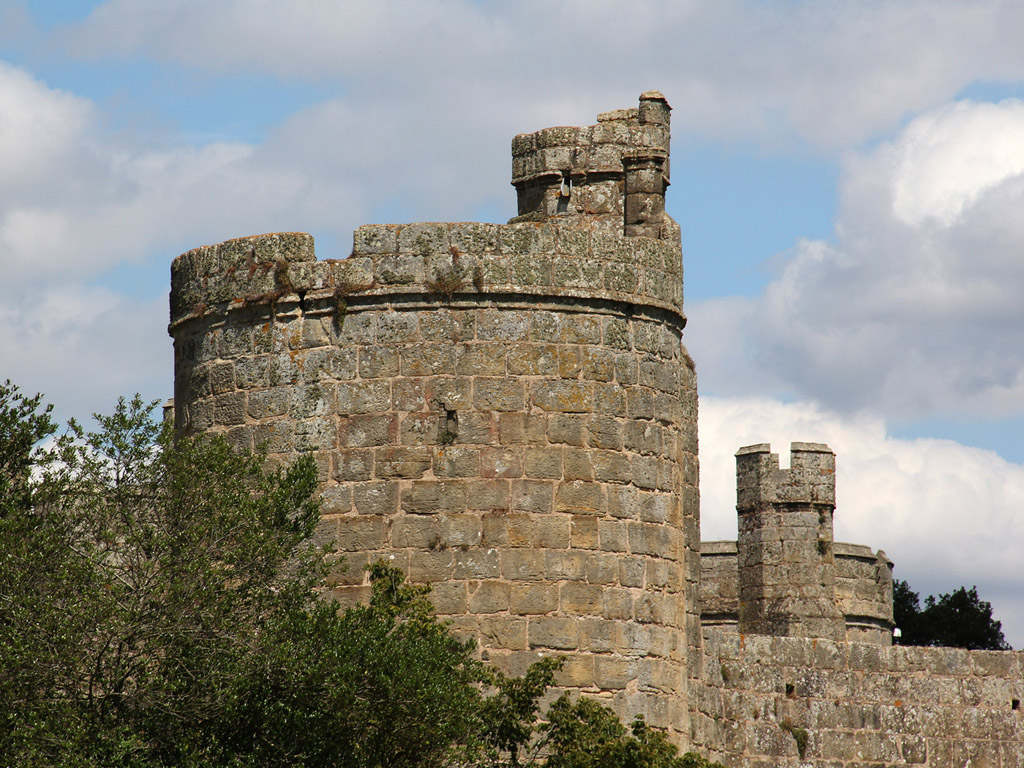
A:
[0,62,94,195]
[700,395,1024,647]
[690,99,1024,421]
[890,101,1024,227]
[0,285,170,420]
[60,0,1024,149]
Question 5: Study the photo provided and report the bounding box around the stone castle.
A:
[168,93,1024,766]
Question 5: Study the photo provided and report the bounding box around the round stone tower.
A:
[168,92,699,740]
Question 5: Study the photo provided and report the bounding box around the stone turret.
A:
[510,92,675,240]
[735,442,846,641]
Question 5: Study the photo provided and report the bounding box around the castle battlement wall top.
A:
[510,92,675,239]
[169,221,684,331]
[736,441,835,509]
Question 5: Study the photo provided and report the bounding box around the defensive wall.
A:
[168,93,1024,764]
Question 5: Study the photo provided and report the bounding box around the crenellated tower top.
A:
[510,92,676,240]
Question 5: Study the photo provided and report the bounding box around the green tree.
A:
[894,579,1010,650]
[0,382,724,768]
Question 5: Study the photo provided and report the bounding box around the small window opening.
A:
[1012,699,1020,711]
[785,683,795,698]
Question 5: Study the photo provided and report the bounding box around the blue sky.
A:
[2,0,1024,645]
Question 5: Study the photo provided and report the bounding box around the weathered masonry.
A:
[169,93,1024,765]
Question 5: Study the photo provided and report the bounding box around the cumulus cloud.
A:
[59,0,1024,149]
[690,98,1024,420]
[699,396,1024,646]
[0,285,169,423]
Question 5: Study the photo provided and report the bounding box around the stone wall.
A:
[168,215,699,740]
[694,628,1024,767]
[699,541,894,645]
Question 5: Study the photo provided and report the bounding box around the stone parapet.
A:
[695,628,1024,766]
[699,540,895,644]
[169,222,683,331]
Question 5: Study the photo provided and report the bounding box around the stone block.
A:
[392,514,439,549]
[511,479,554,513]
[594,657,636,690]
[402,480,466,514]
[501,549,546,581]
[474,378,525,411]
[498,412,547,445]
[209,361,236,394]
[334,449,373,481]
[545,550,587,581]
[359,347,400,378]
[457,343,507,376]
[510,583,559,615]
[419,311,475,342]
[465,479,510,511]
[578,618,616,653]
[454,412,497,444]
[532,381,592,413]
[375,446,432,479]
[408,550,454,582]
[599,519,629,552]
[604,588,635,620]
[340,414,396,448]
[468,581,510,613]
[571,515,599,549]
[434,445,481,478]
[353,224,398,254]
[561,583,604,615]
[555,480,606,514]
[454,548,501,579]
[214,391,247,425]
[477,309,530,341]
[429,581,468,614]
[532,515,570,548]
[529,616,579,650]
[352,481,399,515]
[401,344,455,376]
[480,447,522,479]
[563,448,594,481]
[439,513,481,547]
[507,344,559,376]
[557,347,582,379]
[556,654,595,688]
[399,412,438,445]
[337,380,391,414]
[477,616,528,651]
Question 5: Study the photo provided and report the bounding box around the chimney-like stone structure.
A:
[510,91,674,240]
[735,442,846,641]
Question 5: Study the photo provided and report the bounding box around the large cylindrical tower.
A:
[169,93,699,741]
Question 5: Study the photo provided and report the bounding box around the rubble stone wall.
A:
[694,628,1024,767]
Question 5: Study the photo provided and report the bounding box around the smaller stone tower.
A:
[735,442,846,641]
[510,91,673,239]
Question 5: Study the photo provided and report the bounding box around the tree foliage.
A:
[0,381,723,768]
[894,579,1010,650]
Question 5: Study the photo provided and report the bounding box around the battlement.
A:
[169,221,684,330]
[736,441,835,510]
[510,92,676,239]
